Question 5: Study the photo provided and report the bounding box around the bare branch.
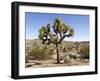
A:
[58,34,69,43]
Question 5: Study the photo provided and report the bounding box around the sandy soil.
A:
[25,59,89,68]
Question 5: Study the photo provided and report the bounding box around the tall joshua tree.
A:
[38,18,74,64]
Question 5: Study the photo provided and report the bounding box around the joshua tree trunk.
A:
[56,44,60,64]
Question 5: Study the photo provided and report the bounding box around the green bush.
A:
[79,45,89,59]
[30,45,53,60]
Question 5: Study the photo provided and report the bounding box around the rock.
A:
[83,59,89,63]
[76,58,80,61]
[70,58,78,65]
[64,55,70,63]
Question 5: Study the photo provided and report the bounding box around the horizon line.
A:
[25,38,89,42]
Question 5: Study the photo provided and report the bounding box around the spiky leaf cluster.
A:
[38,18,74,44]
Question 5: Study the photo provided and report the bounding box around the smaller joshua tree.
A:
[38,18,74,64]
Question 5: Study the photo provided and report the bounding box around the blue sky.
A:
[25,12,89,41]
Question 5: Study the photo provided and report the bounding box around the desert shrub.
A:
[30,45,53,60]
[59,45,67,53]
[79,45,89,59]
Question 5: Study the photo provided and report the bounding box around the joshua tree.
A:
[38,18,74,64]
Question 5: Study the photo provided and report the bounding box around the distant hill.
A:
[26,39,89,52]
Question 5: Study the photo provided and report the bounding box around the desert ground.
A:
[26,59,89,68]
[25,39,89,68]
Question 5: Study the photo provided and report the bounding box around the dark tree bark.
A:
[56,44,60,64]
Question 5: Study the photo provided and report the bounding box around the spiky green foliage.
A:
[39,18,74,44]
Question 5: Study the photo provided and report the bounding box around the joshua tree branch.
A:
[49,39,56,44]
[58,34,69,43]
[59,33,62,39]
